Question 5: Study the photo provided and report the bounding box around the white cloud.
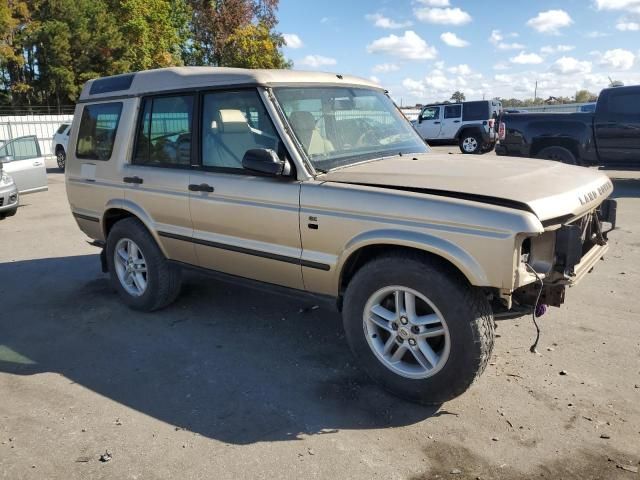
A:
[417,0,450,5]
[414,7,472,25]
[594,0,640,13]
[369,76,381,85]
[599,48,636,69]
[401,68,485,103]
[541,45,575,54]
[489,30,524,50]
[283,33,303,49]
[527,10,573,34]
[586,31,610,37]
[372,63,400,73]
[493,62,510,71]
[447,64,472,75]
[365,13,412,29]
[367,30,438,60]
[552,56,593,74]
[510,51,544,64]
[617,20,640,30]
[440,32,469,47]
[298,55,337,68]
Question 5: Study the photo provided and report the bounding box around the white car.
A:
[0,135,48,195]
[0,169,19,219]
[413,100,502,154]
[52,123,71,170]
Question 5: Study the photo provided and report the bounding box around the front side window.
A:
[201,89,280,170]
[444,105,462,119]
[133,95,194,166]
[608,91,640,115]
[421,107,440,121]
[76,102,122,160]
[0,136,41,161]
[273,87,428,171]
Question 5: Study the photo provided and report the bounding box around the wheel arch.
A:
[530,138,580,162]
[337,230,491,300]
[55,143,66,153]
[455,125,484,140]
[101,200,169,257]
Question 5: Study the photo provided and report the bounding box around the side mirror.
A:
[242,149,290,176]
[0,155,13,163]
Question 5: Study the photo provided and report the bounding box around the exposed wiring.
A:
[525,263,544,354]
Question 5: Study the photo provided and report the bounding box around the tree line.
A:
[0,0,290,109]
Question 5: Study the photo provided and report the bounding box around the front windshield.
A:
[273,86,429,171]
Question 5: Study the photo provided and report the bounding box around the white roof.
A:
[79,67,381,101]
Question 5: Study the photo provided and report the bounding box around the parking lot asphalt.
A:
[1,149,639,479]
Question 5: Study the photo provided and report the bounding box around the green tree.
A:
[450,91,465,103]
[185,0,290,68]
[220,21,290,68]
[575,89,597,103]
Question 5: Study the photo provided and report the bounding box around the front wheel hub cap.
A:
[363,286,451,380]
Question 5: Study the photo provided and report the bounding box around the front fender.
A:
[337,229,491,288]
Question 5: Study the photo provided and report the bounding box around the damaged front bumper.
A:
[511,198,617,309]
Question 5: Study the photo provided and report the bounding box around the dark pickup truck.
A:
[496,85,640,167]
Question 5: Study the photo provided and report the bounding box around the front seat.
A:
[288,111,335,157]
[214,109,261,168]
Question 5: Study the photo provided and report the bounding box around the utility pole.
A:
[534,81,538,102]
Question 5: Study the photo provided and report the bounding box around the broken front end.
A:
[510,198,617,311]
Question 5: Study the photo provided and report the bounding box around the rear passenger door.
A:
[188,89,304,290]
[124,94,196,265]
[594,87,640,164]
[440,104,462,140]
[0,135,47,194]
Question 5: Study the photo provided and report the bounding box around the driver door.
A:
[415,106,442,140]
[0,135,47,194]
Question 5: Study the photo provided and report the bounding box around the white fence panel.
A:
[0,114,74,157]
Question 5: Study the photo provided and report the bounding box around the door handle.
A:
[189,183,214,193]
[453,120,461,123]
[123,176,143,184]
[33,161,43,166]
[434,121,441,124]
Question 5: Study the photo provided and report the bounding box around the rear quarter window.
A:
[76,102,123,160]
[56,124,70,134]
[462,101,490,122]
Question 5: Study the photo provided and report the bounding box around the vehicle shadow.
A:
[611,177,640,199]
[0,254,439,445]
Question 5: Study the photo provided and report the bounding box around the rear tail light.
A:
[488,118,495,129]
[498,122,506,140]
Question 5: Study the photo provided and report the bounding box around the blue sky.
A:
[277,0,640,105]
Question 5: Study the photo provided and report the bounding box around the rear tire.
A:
[342,253,494,405]
[56,147,66,171]
[459,133,482,154]
[536,146,577,165]
[106,218,182,311]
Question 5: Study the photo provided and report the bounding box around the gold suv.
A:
[66,68,616,404]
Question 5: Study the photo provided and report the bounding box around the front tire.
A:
[459,133,482,154]
[342,253,494,404]
[106,218,182,311]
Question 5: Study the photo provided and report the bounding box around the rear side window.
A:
[444,105,462,119]
[56,124,70,134]
[76,103,123,160]
[462,101,490,121]
[608,90,640,115]
[133,95,194,167]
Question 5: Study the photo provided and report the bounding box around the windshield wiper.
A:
[314,168,329,175]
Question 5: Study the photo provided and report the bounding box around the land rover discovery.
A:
[66,68,616,404]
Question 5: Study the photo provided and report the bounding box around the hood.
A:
[319,153,613,223]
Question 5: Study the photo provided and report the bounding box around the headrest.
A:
[288,111,316,132]
[219,109,250,133]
